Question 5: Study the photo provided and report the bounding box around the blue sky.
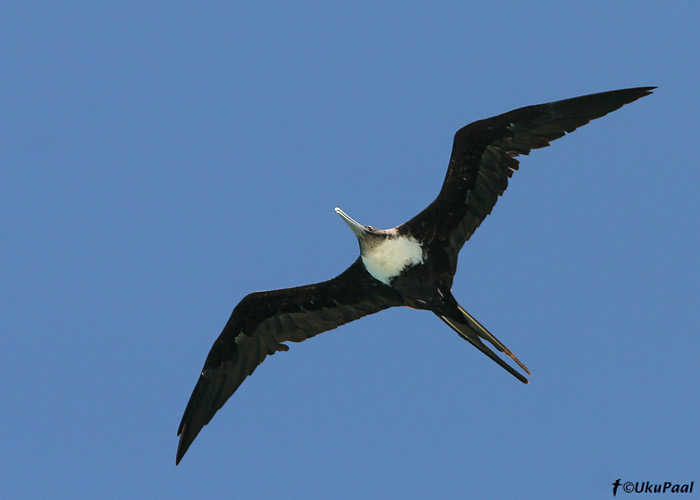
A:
[2,2,698,499]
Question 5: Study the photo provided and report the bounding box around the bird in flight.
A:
[176,87,654,464]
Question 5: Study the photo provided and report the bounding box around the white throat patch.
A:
[361,235,424,285]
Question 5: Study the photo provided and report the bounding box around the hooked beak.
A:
[334,207,366,238]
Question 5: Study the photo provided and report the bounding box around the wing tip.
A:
[175,374,214,466]
[622,85,656,101]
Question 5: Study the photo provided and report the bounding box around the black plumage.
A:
[177,87,654,464]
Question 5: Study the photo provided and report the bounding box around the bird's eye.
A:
[365,225,374,231]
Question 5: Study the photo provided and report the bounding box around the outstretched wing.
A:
[176,258,402,464]
[402,87,654,271]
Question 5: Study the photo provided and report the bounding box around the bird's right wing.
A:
[176,258,402,464]
[402,87,655,272]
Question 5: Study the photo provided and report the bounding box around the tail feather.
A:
[456,305,531,376]
[439,306,530,384]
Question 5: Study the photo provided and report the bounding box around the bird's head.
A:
[334,207,391,254]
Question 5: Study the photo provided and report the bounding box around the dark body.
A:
[176,87,654,464]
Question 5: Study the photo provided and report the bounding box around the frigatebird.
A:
[176,87,653,464]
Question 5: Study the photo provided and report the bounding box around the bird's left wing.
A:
[402,87,654,272]
[176,258,402,464]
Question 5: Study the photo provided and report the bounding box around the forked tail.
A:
[439,304,530,384]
